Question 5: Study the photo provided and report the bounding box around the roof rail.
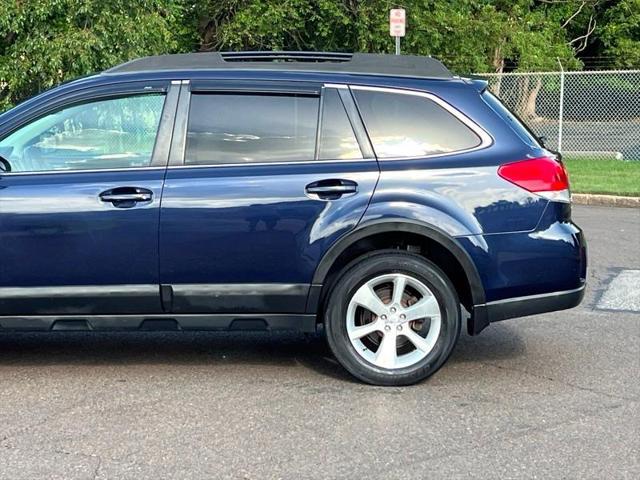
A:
[105,51,453,80]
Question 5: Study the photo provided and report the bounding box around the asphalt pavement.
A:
[0,205,638,479]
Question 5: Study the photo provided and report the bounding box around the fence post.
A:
[557,58,565,154]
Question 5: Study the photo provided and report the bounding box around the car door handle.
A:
[100,187,153,207]
[306,185,357,194]
[101,193,152,202]
[305,180,358,199]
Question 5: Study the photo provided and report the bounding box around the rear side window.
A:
[353,89,482,158]
[318,89,363,160]
[185,94,319,165]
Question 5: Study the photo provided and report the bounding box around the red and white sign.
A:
[389,8,406,37]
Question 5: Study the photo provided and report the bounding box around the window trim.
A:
[173,83,376,169]
[190,79,321,96]
[0,81,168,138]
[316,86,371,162]
[338,87,376,159]
[168,80,191,167]
[0,83,178,176]
[349,85,493,160]
[313,87,325,161]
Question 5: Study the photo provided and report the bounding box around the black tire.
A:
[324,250,461,386]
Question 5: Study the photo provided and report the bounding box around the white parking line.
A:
[597,269,640,312]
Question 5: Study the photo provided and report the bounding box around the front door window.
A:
[0,94,165,173]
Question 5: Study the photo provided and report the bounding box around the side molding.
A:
[0,285,161,315]
[169,283,310,313]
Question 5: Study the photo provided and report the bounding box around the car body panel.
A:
[0,169,164,314]
[0,64,587,332]
[458,223,586,303]
[0,81,179,315]
[159,161,380,313]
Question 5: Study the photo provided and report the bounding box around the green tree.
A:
[600,0,640,67]
[189,1,603,73]
[0,0,637,111]
[0,0,193,110]
[186,0,621,119]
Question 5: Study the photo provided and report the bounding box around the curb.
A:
[572,193,640,208]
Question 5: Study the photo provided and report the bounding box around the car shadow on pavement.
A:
[0,330,313,365]
[452,324,527,364]
[0,324,526,383]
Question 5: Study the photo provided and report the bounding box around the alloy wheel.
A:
[346,273,442,370]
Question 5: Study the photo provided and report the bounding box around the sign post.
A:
[389,8,406,55]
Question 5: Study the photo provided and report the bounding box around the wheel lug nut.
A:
[396,325,402,331]
[400,314,406,320]
[384,325,391,331]
[390,307,396,313]
[381,314,387,320]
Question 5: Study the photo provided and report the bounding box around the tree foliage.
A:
[192,1,582,72]
[0,0,637,110]
[0,0,191,110]
[600,0,640,67]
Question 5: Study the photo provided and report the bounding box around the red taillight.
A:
[498,156,570,202]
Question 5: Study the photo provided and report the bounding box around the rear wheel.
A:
[324,251,461,386]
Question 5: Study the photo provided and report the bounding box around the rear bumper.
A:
[464,216,587,335]
[470,285,585,334]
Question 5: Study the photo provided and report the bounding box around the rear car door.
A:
[159,80,379,314]
[0,81,179,319]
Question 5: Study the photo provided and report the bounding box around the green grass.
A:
[563,158,640,197]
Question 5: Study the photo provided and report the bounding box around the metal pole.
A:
[557,58,564,154]
[395,36,400,55]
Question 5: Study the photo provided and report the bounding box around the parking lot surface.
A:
[0,205,638,479]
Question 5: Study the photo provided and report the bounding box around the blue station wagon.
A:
[0,52,587,385]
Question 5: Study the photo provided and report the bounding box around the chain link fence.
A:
[478,70,640,160]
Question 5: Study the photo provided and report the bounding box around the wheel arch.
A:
[309,220,487,329]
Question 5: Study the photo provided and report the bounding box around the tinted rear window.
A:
[353,89,482,158]
[186,93,319,165]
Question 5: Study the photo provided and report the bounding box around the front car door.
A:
[0,80,179,322]
[159,80,379,317]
